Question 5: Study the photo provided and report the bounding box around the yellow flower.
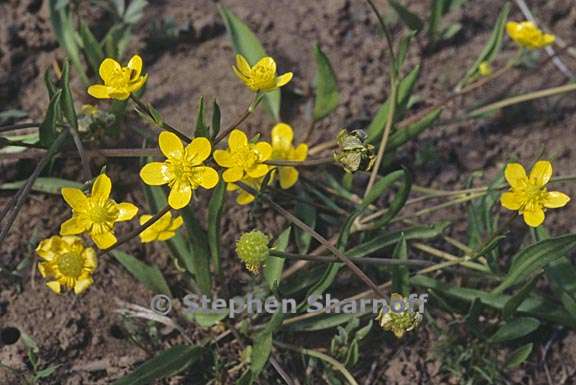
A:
[214,129,272,183]
[60,174,138,249]
[506,21,555,49]
[36,235,97,295]
[479,61,492,76]
[87,55,148,100]
[233,54,293,92]
[139,212,184,243]
[270,123,308,189]
[501,160,570,227]
[140,131,219,209]
[376,294,422,338]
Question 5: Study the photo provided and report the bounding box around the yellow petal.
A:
[46,281,62,294]
[272,123,293,150]
[542,33,556,46]
[543,191,570,208]
[279,167,299,189]
[61,188,88,210]
[213,150,235,167]
[74,276,93,295]
[92,174,112,200]
[235,54,252,76]
[108,89,131,101]
[159,131,184,159]
[237,190,256,205]
[254,56,276,74]
[227,182,239,192]
[247,164,269,179]
[167,216,184,232]
[139,230,157,243]
[128,74,147,94]
[168,183,192,209]
[223,167,245,183]
[293,143,308,161]
[157,231,176,241]
[186,137,212,165]
[117,202,138,221]
[99,58,121,82]
[127,55,143,79]
[506,22,520,40]
[529,160,552,187]
[60,216,88,235]
[140,162,172,186]
[504,163,528,189]
[523,208,545,227]
[82,248,97,271]
[87,85,111,99]
[228,129,248,152]
[92,231,117,249]
[500,191,524,210]
[195,166,219,189]
[139,214,153,225]
[255,142,272,161]
[276,72,293,88]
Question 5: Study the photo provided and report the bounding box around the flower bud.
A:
[235,230,270,273]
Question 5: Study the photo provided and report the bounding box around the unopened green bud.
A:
[235,230,269,273]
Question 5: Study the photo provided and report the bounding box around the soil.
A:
[2,0,576,384]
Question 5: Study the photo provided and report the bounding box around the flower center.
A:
[167,159,203,187]
[88,199,118,224]
[57,252,84,278]
[519,181,548,211]
[108,68,132,88]
[232,147,259,168]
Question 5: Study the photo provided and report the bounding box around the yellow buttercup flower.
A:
[270,123,308,189]
[501,160,570,227]
[506,21,555,50]
[140,131,219,209]
[87,55,148,100]
[139,212,184,243]
[36,235,97,295]
[60,174,138,249]
[233,54,293,92]
[214,129,272,183]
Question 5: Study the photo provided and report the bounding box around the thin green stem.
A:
[130,94,192,143]
[264,158,333,167]
[0,122,42,133]
[67,124,92,181]
[270,250,434,267]
[214,92,261,145]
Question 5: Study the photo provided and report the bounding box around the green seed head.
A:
[235,230,270,273]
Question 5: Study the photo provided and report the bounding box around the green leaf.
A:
[546,257,576,320]
[313,44,339,120]
[295,191,316,254]
[287,313,358,332]
[211,100,221,140]
[264,227,291,290]
[219,5,281,121]
[412,275,576,327]
[460,3,510,84]
[391,235,409,295]
[111,250,171,296]
[181,207,212,294]
[79,21,104,75]
[388,0,423,32]
[111,345,204,385]
[251,311,284,377]
[207,180,225,275]
[0,177,82,194]
[346,222,449,258]
[39,90,62,147]
[488,317,540,344]
[48,0,88,84]
[195,96,209,138]
[387,108,442,151]
[60,60,78,130]
[494,235,576,294]
[367,65,420,143]
[395,31,415,69]
[123,0,148,24]
[369,167,412,228]
[502,275,538,320]
[189,311,228,328]
[506,343,533,368]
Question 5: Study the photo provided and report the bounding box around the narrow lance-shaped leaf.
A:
[391,235,409,295]
[207,179,225,275]
[195,96,209,138]
[39,90,62,147]
[211,100,221,140]
[79,21,105,75]
[264,227,291,291]
[388,0,423,33]
[313,44,339,120]
[219,5,281,121]
[180,207,212,294]
[488,317,540,344]
[60,60,78,130]
[111,250,171,296]
[111,345,205,385]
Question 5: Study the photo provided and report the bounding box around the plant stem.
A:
[0,122,42,133]
[214,92,261,145]
[270,250,434,267]
[0,131,68,245]
[67,125,92,181]
[129,95,192,143]
[264,158,333,167]
[236,182,387,298]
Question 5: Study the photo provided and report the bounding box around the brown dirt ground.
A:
[2,0,576,384]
